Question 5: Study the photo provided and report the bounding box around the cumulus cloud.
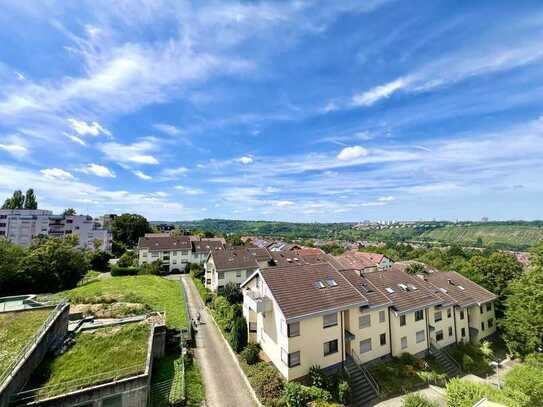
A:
[133,170,152,180]
[352,78,409,107]
[0,143,28,157]
[40,168,74,180]
[98,141,159,165]
[80,163,115,178]
[337,145,369,161]
[175,185,204,195]
[68,119,111,137]
[238,156,254,164]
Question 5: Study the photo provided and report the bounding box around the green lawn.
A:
[0,308,52,381]
[55,275,187,329]
[369,354,448,398]
[30,323,150,398]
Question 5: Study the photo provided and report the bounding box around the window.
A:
[359,314,371,329]
[324,339,338,356]
[289,351,301,367]
[401,336,408,349]
[436,330,444,341]
[461,327,466,337]
[379,310,386,323]
[481,322,485,331]
[218,285,224,292]
[399,315,406,326]
[249,322,257,333]
[102,395,122,407]
[480,305,483,314]
[488,318,494,328]
[486,303,492,312]
[314,280,326,289]
[236,270,241,277]
[323,313,338,328]
[326,279,338,287]
[448,326,453,337]
[416,330,425,343]
[288,322,300,337]
[360,338,372,353]
[459,310,465,320]
[218,271,224,279]
[434,311,442,322]
[380,333,386,346]
[415,310,424,321]
[447,308,452,318]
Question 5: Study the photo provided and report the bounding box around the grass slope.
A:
[57,275,186,329]
[422,225,543,249]
[0,308,51,379]
[32,323,150,398]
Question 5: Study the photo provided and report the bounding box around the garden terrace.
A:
[23,322,152,401]
[0,308,52,384]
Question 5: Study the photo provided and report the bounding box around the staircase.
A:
[430,345,462,377]
[345,357,378,407]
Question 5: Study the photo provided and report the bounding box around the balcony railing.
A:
[244,290,272,313]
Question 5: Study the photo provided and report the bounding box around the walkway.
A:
[181,275,257,407]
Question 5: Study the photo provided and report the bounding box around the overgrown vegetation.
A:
[401,393,439,407]
[0,308,51,378]
[55,275,187,329]
[448,342,495,376]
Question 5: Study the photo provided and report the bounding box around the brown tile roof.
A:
[339,269,392,308]
[192,240,225,253]
[211,248,259,271]
[259,263,368,320]
[364,266,442,313]
[138,235,192,250]
[247,247,273,262]
[334,251,378,270]
[419,270,497,307]
[358,252,386,264]
[296,248,324,256]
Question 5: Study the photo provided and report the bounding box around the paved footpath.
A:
[181,275,257,407]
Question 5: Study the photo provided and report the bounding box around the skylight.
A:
[326,279,338,287]
[385,287,395,293]
[314,280,326,289]
[458,285,465,290]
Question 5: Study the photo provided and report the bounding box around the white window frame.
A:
[360,338,372,354]
[416,330,425,343]
[323,313,338,328]
[359,314,371,329]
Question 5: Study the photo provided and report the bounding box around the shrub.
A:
[309,365,326,389]
[399,352,419,366]
[229,317,248,353]
[241,343,260,365]
[504,364,543,406]
[284,383,332,407]
[189,263,204,279]
[306,386,332,402]
[245,362,284,404]
[337,380,350,405]
[139,260,162,275]
[89,250,112,271]
[461,354,474,371]
[110,265,139,276]
[402,393,438,407]
[118,250,137,267]
[224,282,243,304]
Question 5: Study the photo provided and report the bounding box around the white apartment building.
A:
[0,209,112,251]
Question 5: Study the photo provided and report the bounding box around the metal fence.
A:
[0,300,67,388]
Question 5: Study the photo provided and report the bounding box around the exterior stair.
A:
[430,345,462,377]
[345,357,378,407]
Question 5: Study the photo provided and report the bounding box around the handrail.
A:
[0,300,67,388]
[430,344,462,373]
[443,347,462,372]
[350,350,380,395]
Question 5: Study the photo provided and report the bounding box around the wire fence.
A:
[0,300,67,388]
[149,356,185,407]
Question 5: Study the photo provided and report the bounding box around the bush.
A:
[241,343,260,365]
[461,354,474,371]
[446,378,526,407]
[118,251,137,267]
[244,361,284,404]
[337,380,350,405]
[89,250,112,271]
[284,383,332,407]
[224,282,243,304]
[229,317,248,353]
[309,365,327,389]
[110,265,139,276]
[504,364,543,406]
[139,260,162,275]
[402,393,438,407]
[189,263,204,279]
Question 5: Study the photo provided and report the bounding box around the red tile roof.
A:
[334,251,378,270]
[358,252,386,264]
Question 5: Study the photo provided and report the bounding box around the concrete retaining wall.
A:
[0,304,69,407]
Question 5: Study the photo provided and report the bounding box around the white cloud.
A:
[272,200,295,207]
[133,170,152,180]
[154,123,182,136]
[40,168,74,180]
[337,145,369,161]
[162,166,189,176]
[238,156,253,164]
[64,132,87,146]
[377,196,395,202]
[321,100,339,113]
[15,72,25,81]
[68,118,111,137]
[352,78,409,107]
[175,185,204,195]
[0,143,28,157]
[98,141,159,165]
[80,163,115,178]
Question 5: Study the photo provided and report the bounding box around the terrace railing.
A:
[0,300,67,388]
[350,350,380,395]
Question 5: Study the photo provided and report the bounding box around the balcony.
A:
[244,290,272,313]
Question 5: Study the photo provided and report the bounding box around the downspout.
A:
[341,311,345,369]
[425,308,430,354]
[387,307,393,357]
[453,306,458,344]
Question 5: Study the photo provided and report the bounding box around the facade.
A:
[241,257,496,381]
[204,248,259,292]
[357,252,393,270]
[137,234,226,273]
[0,209,111,252]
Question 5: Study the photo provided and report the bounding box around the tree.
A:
[229,316,248,353]
[63,208,77,216]
[0,240,27,295]
[112,213,151,248]
[502,268,543,356]
[118,250,137,267]
[223,282,243,304]
[2,190,25,209]
[406,262,426,274]
[89,250,113,272]
[530,241,543,269]
[23,189,38,209]
[468,253,523,298]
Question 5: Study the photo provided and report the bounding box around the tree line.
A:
[2,189,38,209]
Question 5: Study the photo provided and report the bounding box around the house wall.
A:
[467,301,496,342]
[348,306,391,364]
[139,248,190,272]
[454,306,471,343]
[429,306,456,349]
[205,257,256,292]
[378,257,393,270]
[389,309,428,357]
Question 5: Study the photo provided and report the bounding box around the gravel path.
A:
[181,275,257,407]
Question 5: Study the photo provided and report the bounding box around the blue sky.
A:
[1,1,542,222]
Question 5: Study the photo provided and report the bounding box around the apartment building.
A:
[137,234,226,273]
[241,258,496,381]
[204,248,260,292]
[0,209,111,251]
